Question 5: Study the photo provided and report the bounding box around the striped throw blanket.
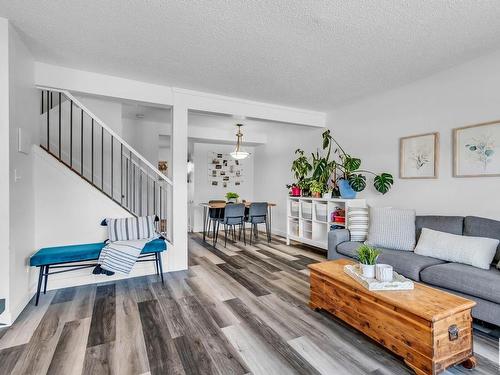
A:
[98,237,153,275]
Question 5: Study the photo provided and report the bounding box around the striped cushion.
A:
[348,207,369,242]
[106,216,156,241]
[366,207,416,251]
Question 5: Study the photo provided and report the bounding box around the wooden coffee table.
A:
[309,259,477,375]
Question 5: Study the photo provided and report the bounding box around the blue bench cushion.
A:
[30,238,166,267]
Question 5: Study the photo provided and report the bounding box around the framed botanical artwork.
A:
[453,120,500,177]
[399,132,439,179]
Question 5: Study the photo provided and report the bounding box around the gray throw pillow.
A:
[366,207,416,251]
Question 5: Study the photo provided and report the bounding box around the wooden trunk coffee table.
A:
[309,259,477,375]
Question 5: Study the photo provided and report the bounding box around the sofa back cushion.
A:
[415,216,463,241]
[464,216,500,264]
[366,207,416,251]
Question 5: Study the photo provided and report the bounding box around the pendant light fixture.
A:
[230,123,250,160]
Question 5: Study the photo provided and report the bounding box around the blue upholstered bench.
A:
[30,238,166,305]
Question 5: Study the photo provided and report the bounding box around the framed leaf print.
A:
[400,132,439,179]
[453,121,500,177]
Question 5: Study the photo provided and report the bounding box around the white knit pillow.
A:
[348,207,369,242]
[366,207,416,251]
[416,228,499,270]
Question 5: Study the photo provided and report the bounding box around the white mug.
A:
[376,264,393,282]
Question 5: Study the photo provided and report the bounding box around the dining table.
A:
[199,201,276,242]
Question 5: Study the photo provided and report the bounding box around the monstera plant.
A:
[320,129,394,194]
[289,130,393,196]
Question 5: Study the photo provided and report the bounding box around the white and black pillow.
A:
[348,207,369,242]
[106,215,156,242]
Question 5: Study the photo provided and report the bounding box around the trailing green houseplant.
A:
[309,180,323,198]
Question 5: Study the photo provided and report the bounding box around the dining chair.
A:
[216,203,246,247]
[246,202,270,244]
[207,200,225,243]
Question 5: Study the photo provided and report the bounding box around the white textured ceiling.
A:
[2,1,500,110]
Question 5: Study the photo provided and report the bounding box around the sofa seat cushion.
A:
[30,238,166,267]
[336,242,445,281]
[420,263,500,304]
[336,241,362,258]
[377,249,446,281]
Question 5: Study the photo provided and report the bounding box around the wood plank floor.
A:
[0,232,498,375]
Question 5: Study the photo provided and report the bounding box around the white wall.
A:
[191,142,255,232]
[328,50,500,220]
[74,94,123,134]
[33,146,166,290]
[122,117,170,168]
[1,21,39,325]
[0,18,10,323]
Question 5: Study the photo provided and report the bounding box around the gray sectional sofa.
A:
[328,215,500,326]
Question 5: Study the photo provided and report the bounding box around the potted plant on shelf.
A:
[298,178,311,197]
[309,180,323,198]
[291,149,312,196]
[321,129,394,198]
[225,192,239,203]
[322,189,333,199]
[356,244,381,278]
[286,183,301,197]
[289,130,394,199]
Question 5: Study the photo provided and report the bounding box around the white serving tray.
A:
[344,264,414,291]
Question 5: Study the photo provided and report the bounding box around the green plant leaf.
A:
[322,129,331,150]
[373,173,394,194]
[356,244,380,265]
[348,174,366,192]
[344,156,361,172]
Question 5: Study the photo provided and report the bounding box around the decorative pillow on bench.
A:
[415,228,499,270]
[106,215,156,241]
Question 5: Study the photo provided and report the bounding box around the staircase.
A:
[38,88,173,242]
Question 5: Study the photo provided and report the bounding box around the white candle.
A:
[376,264,393,282]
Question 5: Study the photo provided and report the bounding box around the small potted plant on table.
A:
[356,244,381,278]
[225,192,239,203]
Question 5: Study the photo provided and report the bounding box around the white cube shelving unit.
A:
[286,196,366,250]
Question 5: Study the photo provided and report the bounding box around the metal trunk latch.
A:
[448,324,459,341]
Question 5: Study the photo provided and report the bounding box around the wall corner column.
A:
[170,99,188,271]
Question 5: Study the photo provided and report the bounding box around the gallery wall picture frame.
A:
[453,120,500,177]
[399,132,439,179]
[208,151,245,188]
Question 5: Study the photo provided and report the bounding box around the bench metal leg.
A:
[35,266,43,306]
[154,253,159,275]
[158,252,164,284]
[43,265,49,294]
